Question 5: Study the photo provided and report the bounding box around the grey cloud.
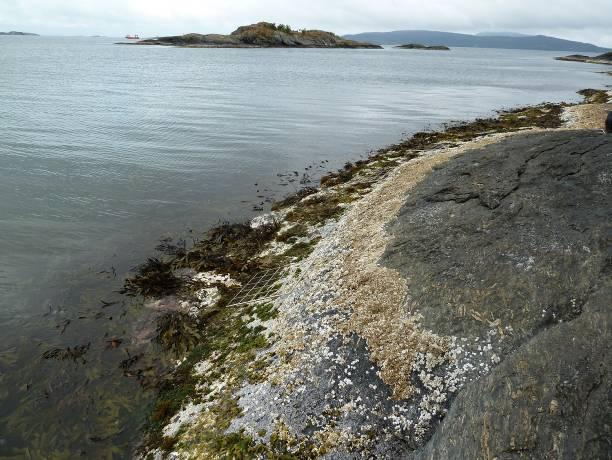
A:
[0,0,610,47]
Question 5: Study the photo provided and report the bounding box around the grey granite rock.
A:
[382,130,611,458]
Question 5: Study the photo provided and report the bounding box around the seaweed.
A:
[155,311,203,357]
[271,187,318,211]
[121,258,181,298]
[174,220,280,276]
[319,160,371,188]
[155,237,187,257]
[42,343,91,362]
[285,191,355,225]
[276,224,309,244]
[577,88,610,104]
[119,351,143,373]
[282,238,321,261]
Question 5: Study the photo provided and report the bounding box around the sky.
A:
[1,0,611,47]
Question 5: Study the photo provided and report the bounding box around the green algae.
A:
[140,297,276,455]
[254,302,278,321]
[276,224,309,244]
[282,238,322,261]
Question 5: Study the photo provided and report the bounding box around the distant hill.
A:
[475,32,531,37]
[132,22,381,49]
[343,30,610,52]
[0,31,39,36]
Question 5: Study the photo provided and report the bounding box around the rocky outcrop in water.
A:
[394,44,450,50]
[0,31,39,36]
[132,22,382,49]
[383,130,611,458]
[556,52,612,65]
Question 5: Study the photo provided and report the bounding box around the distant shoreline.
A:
[0,31,38,36]
[344,29,610,53]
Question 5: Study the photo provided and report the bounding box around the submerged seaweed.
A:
[122,258,182,298]
[156,237,188,257]
[155,311,203,357]
[42,343,91,363]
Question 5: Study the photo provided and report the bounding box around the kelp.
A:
[577,88,610,104]
[155,237,188,257]
[271,186,318,211]
[121,258,181,298]
[155,311,203,357]
[42,343,90,363]
[174,220,281,276]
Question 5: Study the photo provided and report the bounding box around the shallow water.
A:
[0,35,608,456]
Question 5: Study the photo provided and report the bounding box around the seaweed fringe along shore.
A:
[127,88,611,459]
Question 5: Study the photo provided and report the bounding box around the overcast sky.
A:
[1,0,611,47]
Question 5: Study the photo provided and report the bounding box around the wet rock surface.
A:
[382,130,611,458]
[138,122,611,458]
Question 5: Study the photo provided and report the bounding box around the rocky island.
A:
[394,43,450,50]
[130,22,381,49]
[556,51,612,65]
[0,31,39,36]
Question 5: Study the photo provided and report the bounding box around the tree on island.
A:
[265,23,292,33]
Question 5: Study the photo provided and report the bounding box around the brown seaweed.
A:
[121,258,182,298]
[42,343,91,362]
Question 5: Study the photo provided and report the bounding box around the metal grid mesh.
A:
[227,267,287,307]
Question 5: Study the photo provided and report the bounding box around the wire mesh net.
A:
[227,266,287,307]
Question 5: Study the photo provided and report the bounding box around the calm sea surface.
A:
[0,35,608,457]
